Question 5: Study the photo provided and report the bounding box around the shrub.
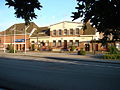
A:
[48,46,52,51]
[108,45,119,54]
[78,48,86,55]
[8,44,17,53]
[104,45,120,60]
[69,46,76,51]
[9,49,17,53]
[31,44,35,51]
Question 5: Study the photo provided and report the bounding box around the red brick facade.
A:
[0,35,30,51]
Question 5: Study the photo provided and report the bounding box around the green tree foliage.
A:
[72,0,120,41]
[5,0,42,25]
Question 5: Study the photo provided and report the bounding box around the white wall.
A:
[49,21,83,31]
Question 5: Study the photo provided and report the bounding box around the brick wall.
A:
[0,35,30,51]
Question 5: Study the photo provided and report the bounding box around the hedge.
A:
[103,54,120,60]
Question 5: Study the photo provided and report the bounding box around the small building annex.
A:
[0,22,39,51]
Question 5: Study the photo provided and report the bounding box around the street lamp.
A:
[94,38,96,55]
[24,25,30,54]
[4,30,6,53]
[14,24,16,53]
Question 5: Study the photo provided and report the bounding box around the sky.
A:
[0,0,81,31]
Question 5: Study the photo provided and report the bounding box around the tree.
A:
[72,0,120,42]
[5,0,42,25]
[5,0,42,53]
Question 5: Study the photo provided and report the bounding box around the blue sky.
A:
[0,0,81,31]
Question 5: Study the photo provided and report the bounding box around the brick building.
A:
[30,21,100,51]
[0,22,39,51]
[1,21,107,52]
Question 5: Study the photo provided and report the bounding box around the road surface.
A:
[0,56,120,90]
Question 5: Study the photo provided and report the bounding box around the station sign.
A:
[15,39,25,42]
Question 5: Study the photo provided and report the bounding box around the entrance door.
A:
[95,44,98,51]
[23,44,25,51]
[16,44,18,50]
[64,40,67,49]
[85,44,90,51]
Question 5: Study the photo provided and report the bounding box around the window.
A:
[53,40,56,46]
[46,40,49,46]
[70,29,74,35]
[76,28,79,35]
[64,29,67,35]
[31,41,35,43]
[59,29,62,36]
[75,40,79,46]
[58,40,62,46]
[69,40,73,46]
[53,30,56,36]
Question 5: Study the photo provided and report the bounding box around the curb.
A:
[0,52,120,64]
[42,56,120,64]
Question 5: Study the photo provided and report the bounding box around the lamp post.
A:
[24,25,30,54]
[92,36,94,53]
[94,38,96,55]
[4,30,6,53]
[14,24,16,53]
[37,32,39,51]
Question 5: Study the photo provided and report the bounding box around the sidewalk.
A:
[0,51,120,64]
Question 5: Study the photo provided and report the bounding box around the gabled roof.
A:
[83,22,96,35]
[0,22,39,35]
[49,21,82,27]
[30,27,50,37]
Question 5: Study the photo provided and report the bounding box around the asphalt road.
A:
[0,56,120,90]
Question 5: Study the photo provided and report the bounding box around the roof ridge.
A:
[49,21,82,27]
